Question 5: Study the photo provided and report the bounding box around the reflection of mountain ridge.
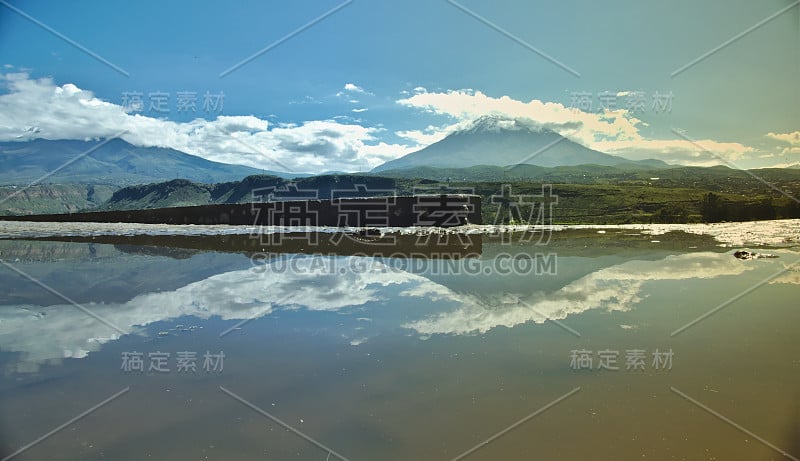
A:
[19,232,482,260]
[481,229,725,258]
[425,230,728,296]
[0,240,119,262]
[0,247,249,307]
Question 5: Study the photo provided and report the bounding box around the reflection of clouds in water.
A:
[403,253,752,336]
[0,252,757,371]
[0,256,423,372]
[771,269,800,285]
[769,254,800,285]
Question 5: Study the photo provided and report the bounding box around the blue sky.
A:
[0,0,798,173]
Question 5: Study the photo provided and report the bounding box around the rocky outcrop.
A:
[733,250,778,260]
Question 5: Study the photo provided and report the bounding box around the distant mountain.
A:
[373,115,669,172]
[373,164,800,194]
[0,138,298,185]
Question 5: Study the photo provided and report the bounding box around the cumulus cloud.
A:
[397,89,643,143]
[766,131,800,156]
[396,89,756,165]
[766,131,800,145]
[395,123,460,145]
[0,73,413,173]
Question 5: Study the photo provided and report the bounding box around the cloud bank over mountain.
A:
[1,73,796,172]
[0,73,413,174]
[396,89,762,166]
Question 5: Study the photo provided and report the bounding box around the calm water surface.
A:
[0,230,798,460]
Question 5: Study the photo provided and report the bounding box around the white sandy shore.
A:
[0,219,798,248]
[460,220,800,248]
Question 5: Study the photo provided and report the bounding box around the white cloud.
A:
[766,131,800,156]
[289,95,323,105]
[397,89,641,143]
[0,73,412,173]
[395,123,460,145]
[397,89,756,165]
[358,141,417,162]
[766,131,800,145]
[343,83,365,93]
[351,108,368,113]
[592,138,754,165]
[338,83,373,97]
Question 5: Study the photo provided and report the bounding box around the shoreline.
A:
[0,219,798,248]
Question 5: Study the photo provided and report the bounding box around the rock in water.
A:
[733,250,778,260]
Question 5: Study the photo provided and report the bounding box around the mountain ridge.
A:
[97,174,409,211]
[0,138,298,185]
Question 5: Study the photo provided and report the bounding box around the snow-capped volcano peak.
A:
[372,114,668,172]
[456,115,544,135]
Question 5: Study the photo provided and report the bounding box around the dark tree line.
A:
[700,192,800,222]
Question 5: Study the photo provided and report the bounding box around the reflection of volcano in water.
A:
[0,249,766,372]
[404,252,755,335]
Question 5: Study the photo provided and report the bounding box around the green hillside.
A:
[4,166,799,224]
[94,170,800,224]
[0,184,117,216]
